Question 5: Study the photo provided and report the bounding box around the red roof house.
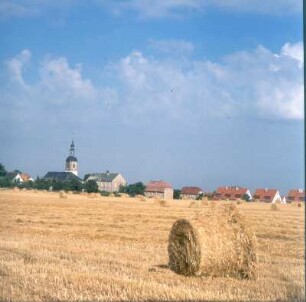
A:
[253,189,282,203]
[145,180,173,199]
[181,187,203,200]
[287,189,305,202]
[20,173,34,182]
[214,186,251,201]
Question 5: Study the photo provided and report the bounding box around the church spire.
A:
[65,140,78,176]
[70,140,75,156]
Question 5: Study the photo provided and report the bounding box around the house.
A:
[6,172,34,184]
[145,180,173,199]
[84,171,127,192]
[253,189,283,203]
[43,172,81,182]
[181,187,203,200]
[214,186,252,201]
[20,173,34,182]
[286,189,305,203]
[6,172,23,183]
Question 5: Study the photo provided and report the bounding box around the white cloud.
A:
[281,42,304,68]
[39,56,96,103]
[1,42,303,125]
[6,49,31,86]
[109,42,303,121]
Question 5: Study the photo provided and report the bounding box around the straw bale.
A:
[168,205,257,279]
[136,195,147,201]
[120,193,129,198]
[59,191,67,199]
[271,203,279,211]
[154,199,168,207]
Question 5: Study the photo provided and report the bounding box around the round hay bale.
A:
[168,206,257,279]
[136,195,147,201]
[271,203,279,211]
[120,193,129,198]
[59,191,67,199]
[155,199,167,207]
[297,202,302,208]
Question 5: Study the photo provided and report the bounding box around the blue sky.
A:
[0,0,303,195]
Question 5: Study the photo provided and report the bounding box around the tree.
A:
[0,177,11,188]
[173,189,181,200]
[196,192,204,200]
[85,180,98,193]
[242,193,251,202]
[66,178,83,192]
[119,182,145,197]
[0,163,7,177]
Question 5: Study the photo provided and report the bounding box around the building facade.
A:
[253,189,283,203]
[181,187,203,200]
[286,189,305,202]
[145,180,173,199]
[214,186,252,201]
[84,171,126,192]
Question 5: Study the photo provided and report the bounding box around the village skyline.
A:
[0,1,303,195]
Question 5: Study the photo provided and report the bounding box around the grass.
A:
[0,190,304,301]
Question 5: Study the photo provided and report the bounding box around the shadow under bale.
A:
[168,205,257,279]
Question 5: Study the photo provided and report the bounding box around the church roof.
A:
[43,172,81,182]
[84,172,119,182]
[66,155,78,162]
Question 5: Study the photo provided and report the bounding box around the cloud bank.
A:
[1,41,303,129]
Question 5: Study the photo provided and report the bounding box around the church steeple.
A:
[65,140,78,176]
[70,140,75,156]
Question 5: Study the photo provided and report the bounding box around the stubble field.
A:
[0,190,304,301]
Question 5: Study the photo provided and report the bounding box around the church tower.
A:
[65,140,78,176]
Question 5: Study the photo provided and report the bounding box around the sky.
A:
[0,0,304,195]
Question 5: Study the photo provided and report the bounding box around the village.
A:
[1,140,304,204]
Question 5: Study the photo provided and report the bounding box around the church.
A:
[43,141,81,182]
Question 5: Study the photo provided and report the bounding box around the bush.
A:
[100,191,110,196]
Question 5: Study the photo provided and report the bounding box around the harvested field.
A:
[0,190,304,301]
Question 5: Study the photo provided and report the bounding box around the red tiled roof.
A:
[253,189,278,202]
[287,189,305,202]
[20,173,32,182]
[215,186,249,200]
[181,187,202,195]
[145,180,173,193]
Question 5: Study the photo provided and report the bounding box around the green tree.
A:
[85,180,98,193]
[196,192,204,200]
[66,178,83,192]
[0,177,11,188]
[119,182,145,197]
[173,189,181,200]
[242,193,251,202]
[0,163,7,177]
